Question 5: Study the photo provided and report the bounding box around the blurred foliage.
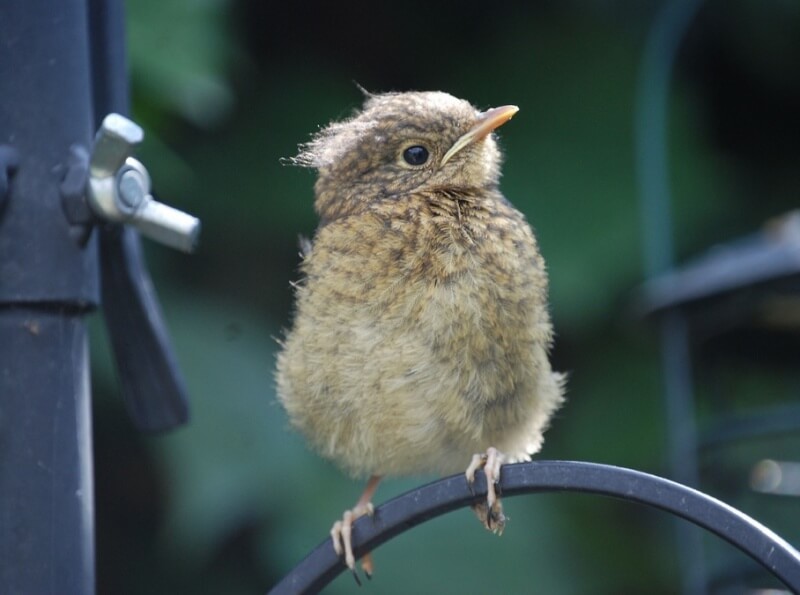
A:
[87,0,800,593]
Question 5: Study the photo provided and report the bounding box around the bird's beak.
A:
[441,105,519,166]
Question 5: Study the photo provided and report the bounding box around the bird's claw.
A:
[465,447,507,535]
[331,502,375,581]
[465,452,486,490]
[473,496,507,535]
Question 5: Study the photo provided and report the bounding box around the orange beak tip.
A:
[441,103,520,165]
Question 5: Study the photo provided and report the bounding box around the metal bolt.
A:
[87,113,201,253]
[117,169,146,212]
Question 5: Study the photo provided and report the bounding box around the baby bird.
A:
[276,90,564,578]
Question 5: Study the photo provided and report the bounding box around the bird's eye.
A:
[402,145,429,166]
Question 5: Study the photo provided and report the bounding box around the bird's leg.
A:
[331,475,382,580]
[465,447,507,535]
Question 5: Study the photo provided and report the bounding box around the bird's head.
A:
[293,91,518,222]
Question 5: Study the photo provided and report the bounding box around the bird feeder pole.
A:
[0,1,98,591]
[0,1,196,592]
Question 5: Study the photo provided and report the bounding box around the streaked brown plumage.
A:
[276,90,564,577]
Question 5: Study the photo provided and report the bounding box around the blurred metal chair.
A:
[635,1,800,592]
[640,213,800,593]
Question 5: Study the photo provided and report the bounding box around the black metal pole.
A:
[635,1,705,592]
[0,0,97,592]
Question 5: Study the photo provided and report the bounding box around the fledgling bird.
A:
[276,90,564,578]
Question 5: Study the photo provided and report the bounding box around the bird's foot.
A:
[465,446,507,535]
[331,501,374,581]
[331,475,382,583]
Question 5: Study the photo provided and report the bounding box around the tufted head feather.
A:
[291,91,518,222]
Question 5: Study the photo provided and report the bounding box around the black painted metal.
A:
[0,146,19,213]
[0,1,99,306]
[98,226,190,430]
[269,461,800,595]
[0,311,95,593]
[0,0,191,591]
[88,0,190,431]
[638,223,800,318]
[0,1,98,592]
[634,1,707,592]
[700,404,800,450]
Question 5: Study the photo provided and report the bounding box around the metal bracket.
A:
[59,145,94,246]
[88,113,200,253]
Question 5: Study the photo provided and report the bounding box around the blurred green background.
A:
[89,1,800,593]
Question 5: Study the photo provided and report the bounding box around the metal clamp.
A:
[88,114,200,253]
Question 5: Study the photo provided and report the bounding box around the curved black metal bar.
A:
[268,461,800,595]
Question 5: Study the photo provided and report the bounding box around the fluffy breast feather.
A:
[276,191,564,477]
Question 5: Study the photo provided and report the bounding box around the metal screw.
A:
[87,114,201,253]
